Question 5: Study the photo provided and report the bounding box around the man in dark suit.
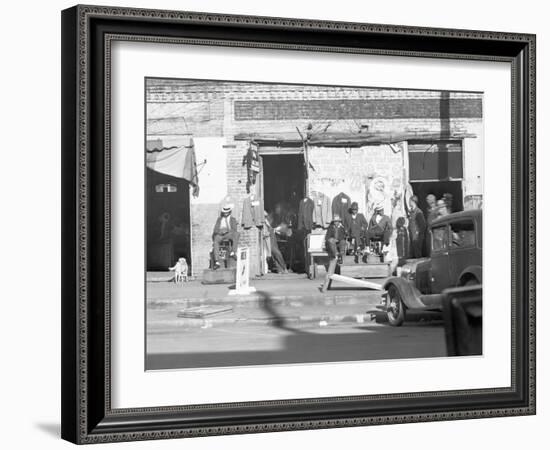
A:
[408,195,426,258]
[345,202,368,262]
[212,204,240,269]
[325,213,347,265]
[321,213,347,293]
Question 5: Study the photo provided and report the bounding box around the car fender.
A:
[383,277,426,310]
[458,265,482,286]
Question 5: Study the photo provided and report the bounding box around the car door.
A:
[429,223,451,294]
[448,219,480,285]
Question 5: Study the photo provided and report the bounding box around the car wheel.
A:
[463,278,479,286]
[386,284,406,326]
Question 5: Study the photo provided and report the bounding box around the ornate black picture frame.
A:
[61,4,536,444]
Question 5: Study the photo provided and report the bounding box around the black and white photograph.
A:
[0,0,543,447]
[145,78,483,370]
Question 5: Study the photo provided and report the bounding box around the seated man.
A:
[212,203,240,270]
[345,202,368,262]
[366,204,392,253]
[325,213,347,265]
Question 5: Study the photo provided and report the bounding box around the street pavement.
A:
[146,274,447,370]
[147,321,446,370]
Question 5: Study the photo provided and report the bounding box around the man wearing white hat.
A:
[366,203,392,251]
[212,203,240,269]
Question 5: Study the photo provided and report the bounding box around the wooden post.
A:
[321,258,337,292]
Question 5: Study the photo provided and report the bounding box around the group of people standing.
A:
[401,192,454,260]
[324,191,455,264]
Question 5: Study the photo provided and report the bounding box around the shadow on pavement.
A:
[147,292,450,370]
[146,325,448,369]
[257,290,311,334]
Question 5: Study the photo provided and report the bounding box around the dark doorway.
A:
[261,153,306,273]
[146,168,191,272]
[261,153,305,226]
[410,180,464,216]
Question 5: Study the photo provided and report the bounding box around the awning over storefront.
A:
[146,136,199,196]
[234,130,476,147]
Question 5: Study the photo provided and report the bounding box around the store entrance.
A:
[146,168,191,272]
[261,153,306,272]
[261,153,306,227]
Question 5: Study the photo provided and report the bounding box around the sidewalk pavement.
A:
[147,272,388,328]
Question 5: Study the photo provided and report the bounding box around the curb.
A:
[148,292,385,308]
[150,311,381,329]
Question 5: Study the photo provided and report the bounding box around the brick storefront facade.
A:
[146,79,483,277]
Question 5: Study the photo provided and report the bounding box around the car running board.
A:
[417,293,444,309]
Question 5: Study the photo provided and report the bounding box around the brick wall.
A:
[224,141,262,276]
[234,98,482,121]
[146,79,481,102]
[146,79,483,140]
[190,203,218,274]
[146,99,224,137]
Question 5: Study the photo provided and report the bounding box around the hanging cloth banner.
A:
[146,136,199,196]
[242,141,260,192]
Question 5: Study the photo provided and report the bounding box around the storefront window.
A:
[408,141,463,182]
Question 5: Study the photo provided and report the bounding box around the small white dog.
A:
[169,257,188,284]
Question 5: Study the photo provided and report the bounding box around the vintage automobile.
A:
[383,209,482,326]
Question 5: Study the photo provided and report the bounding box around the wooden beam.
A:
[329,274,385,290]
